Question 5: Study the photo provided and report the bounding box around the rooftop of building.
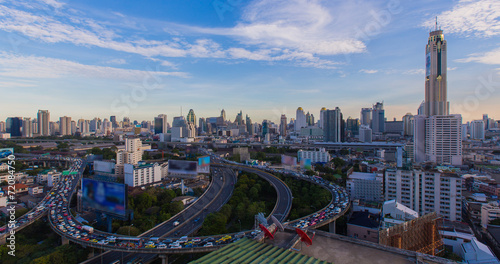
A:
[348,211,380,229]
[348,171,378,181]
[439,220,473,235]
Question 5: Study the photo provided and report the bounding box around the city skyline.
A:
[0,0,499,123]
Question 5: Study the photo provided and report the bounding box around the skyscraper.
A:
[360,108,371,127]
[346,117,360,137]
[402,113,414,136]
[154,114,168,134]
[37,110,50,136]
[60,116,72,136]
[295,107,306,131]
[424,27,448,116]
[280,114,287,137]
[220,109,226,122]
[246,115,253,136]
[6,117,22,137]
[470,120,485,140]
[0,121,5,133]
[413,28,462,166]
[22,118,32,137]
[234,110,243,125]
[187,109,196,125]
[316,107,324,129]
[323,107,344,142]
[371,102,385,133]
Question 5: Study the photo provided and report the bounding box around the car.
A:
[157,243,167,249]
[170,244,182,249]
[90,239,98,243]
[204,242,213,247]
[145,244,155,248]
[191,237,201,243]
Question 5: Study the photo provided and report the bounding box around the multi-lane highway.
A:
[83,167,238,264]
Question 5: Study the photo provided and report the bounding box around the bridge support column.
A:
[329,220,336,234]
[88,248,94,258]
[61,236,69,245]
[159,254,168,264]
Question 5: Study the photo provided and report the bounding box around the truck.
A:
[82,225,94,233]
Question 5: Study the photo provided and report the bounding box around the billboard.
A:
[300,159,312,170]
[197,156,210,173]
[0,148,14,161]
[168,160,198,176]
[81,178,126,216]
[281,155,297,166]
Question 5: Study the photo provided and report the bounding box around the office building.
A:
[360,108,371,127]
[425,115,462,165]
[37,110,50,136]
[347,172,383,202]
[124,163,161,187]
[154,114,168,134]
[385,168,462,221]
[59,116,72,136]
[323,107,344,142]
[6,117,22,137]
[470,120,485,140]
[22,118,32,137]
[346,117,360,137]
[280,114,287,137]
[220,109,226,122]
[187,109,196,125]
[246,115,253,136]
[0,121,5,133]
[49,121,58,136]
[297,148,331,163]
[295,107,307,131]
[78,119,90,134]
[371,102,385,133]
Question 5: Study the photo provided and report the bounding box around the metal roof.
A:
[190,238,331,264]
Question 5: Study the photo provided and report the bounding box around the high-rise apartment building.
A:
[385,168,462,221]
[319,107,326,128]
[116,137,143,177]
[346,117,360,137]
[470,120,485,140]
[59,116,72,136]
[323,107,344,142]
[0,121,5,133]
[402,113,414,136]
[295,107,307,131]
[280,114,287,137]
[37,110,50,136]
[425,115,462,165]
[22,118,32,137]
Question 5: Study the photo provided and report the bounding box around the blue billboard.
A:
[81,178,126,216]
[0,148,14,161]
[197,156,210,173]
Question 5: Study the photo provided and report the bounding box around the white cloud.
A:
[456,47,500,64]
[105,58,127,65]
[359,69,378,74]
[447,67,457,71]
[421,0,500,37]
[403,69,425,75]
[0,52,188,80]
[37,0,64,9]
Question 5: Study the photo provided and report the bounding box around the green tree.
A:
[116,226,140,236]
[489,218,500,225]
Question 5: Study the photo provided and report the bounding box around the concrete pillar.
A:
[61,236,70,245]
[159,254,168,264]
[329,220,336,234]
[88,248,95,258]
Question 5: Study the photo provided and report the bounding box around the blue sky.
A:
[0,0,499,124]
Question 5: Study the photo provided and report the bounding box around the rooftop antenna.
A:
[435,16,438,31]
[181,106,183,116]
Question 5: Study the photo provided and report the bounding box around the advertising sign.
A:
[300,159,312,170]
[197,156,210,173]
[168,160,198,175]
[81,178,126,216]
[281,155,297,166]
[0,148,14,161]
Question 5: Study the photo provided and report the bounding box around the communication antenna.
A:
[435,16,438,31]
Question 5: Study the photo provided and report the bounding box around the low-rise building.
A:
[47,171,62,187]
[481,201,500,228]
[28,185,44,196]
[124,163,161,187]
[380,200,418,229]
[460,238,500,264]
[347,211,380,243]
[1,183,28,194]
[297,148,331,163]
